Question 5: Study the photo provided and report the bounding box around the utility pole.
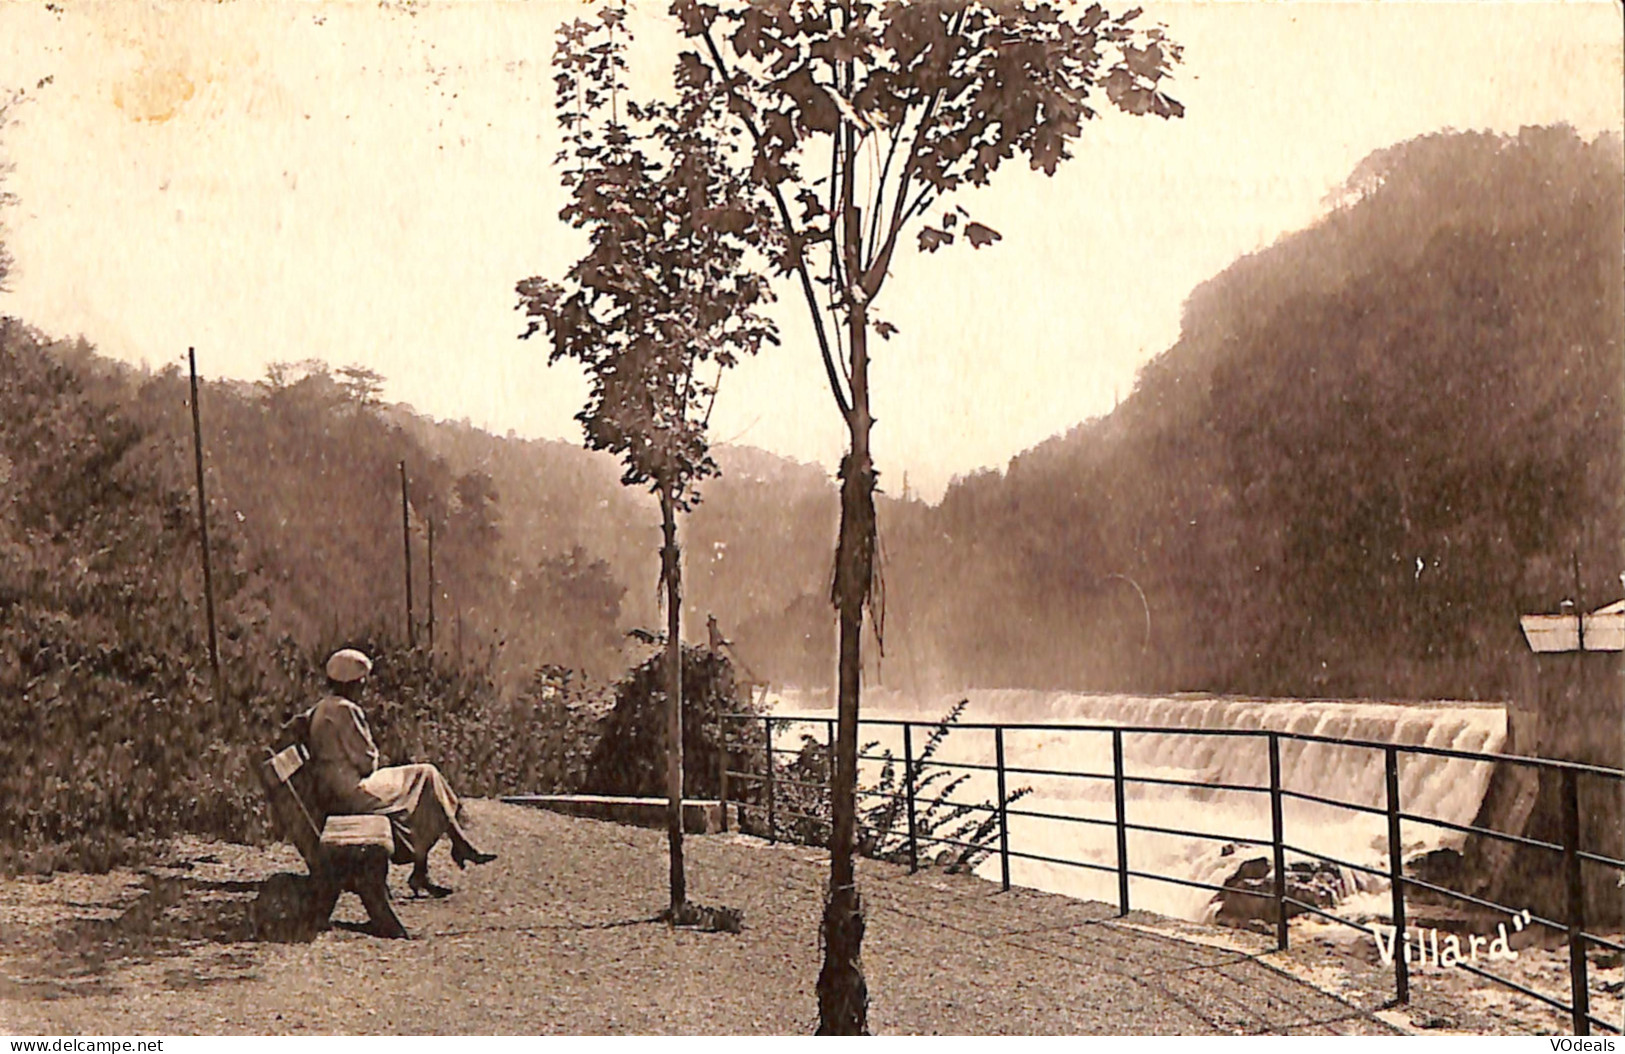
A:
[188,349,222,701]
[400,460,415,648]
[427,518,436,652]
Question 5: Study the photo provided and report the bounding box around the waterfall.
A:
[768,689,1508,922]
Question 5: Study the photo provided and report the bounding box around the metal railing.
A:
[718,711,1625,1035]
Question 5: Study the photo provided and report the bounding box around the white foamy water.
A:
[764,689,1507,922]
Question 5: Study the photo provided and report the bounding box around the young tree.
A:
[668,0,1183,1032]
[517,5,778,918]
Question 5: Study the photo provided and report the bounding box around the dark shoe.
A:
[408,871,454,899]
[452,844,497,870]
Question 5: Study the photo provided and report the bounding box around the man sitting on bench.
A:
[303,648,497,898]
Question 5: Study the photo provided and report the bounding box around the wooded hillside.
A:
[3,127,1616,870]
[880,126,1623,701]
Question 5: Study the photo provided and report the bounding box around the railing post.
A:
[995,726,1011,892]
[1113,729,1130,917]
[1563,767,1591,1036]
[1384,745,1410,1005]
[1268,732,1288,951]
[903,722,919,874]
[764,716,776,845]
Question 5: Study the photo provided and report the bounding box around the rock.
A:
[1209,856,1352,929]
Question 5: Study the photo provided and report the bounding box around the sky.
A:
[0,1,1620,502]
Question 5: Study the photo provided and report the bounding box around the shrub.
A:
[584,640,764,799]
[735,700,1029,875]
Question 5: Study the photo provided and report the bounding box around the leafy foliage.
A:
[0,323,628,869]
[672,0,1182,346]
[517,4,779,511]
[585,641,763,799]
[739,701,1028,875]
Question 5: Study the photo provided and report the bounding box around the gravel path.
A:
[0,800,1440,1034]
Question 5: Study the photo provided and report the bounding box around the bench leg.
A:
[348,850,408,939]
[307,875,342,932]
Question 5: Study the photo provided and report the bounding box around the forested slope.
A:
[882,126,1623,701]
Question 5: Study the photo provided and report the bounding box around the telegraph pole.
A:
[427,518,436,651]
[400,460,415,648]
[188,349,222,701]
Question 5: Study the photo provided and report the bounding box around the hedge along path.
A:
[0,800,1407,1035]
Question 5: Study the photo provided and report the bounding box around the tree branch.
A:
[865,117,908,270]
[827,106,848,305]
[698,27,852,419]
[858,8,968,300]
[905,184,934,224]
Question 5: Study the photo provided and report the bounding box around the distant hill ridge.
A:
[4,125,1616,713]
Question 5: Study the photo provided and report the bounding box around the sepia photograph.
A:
[0,0,1621,1038]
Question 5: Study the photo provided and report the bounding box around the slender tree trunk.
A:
[661,482,687,914]
[819,110,873,1032]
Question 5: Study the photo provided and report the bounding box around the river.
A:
[765,688,1508,922]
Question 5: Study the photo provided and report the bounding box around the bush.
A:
[0,322,619,871]
[734,700,1029,875]
[584,640,763,799]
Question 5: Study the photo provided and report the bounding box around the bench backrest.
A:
[254,744,325,871]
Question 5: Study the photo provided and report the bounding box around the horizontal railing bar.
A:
[910,794,998,816]
[1278,842,1391,881]
[1453,959,1584,1021]
[800,787,1000,818]
[773,806,831,829]
[1004,805,1118,828]
[1124,868,1237,897]
[1122,773,1270,795]
[1123,819,1271,847]
[1398,874,1567,934]
[1578,848,1625,872]
[1282,896,1378,937]
[1000,763,1115,782]
[770,775,833,794]
[1278,787,1389,818]
[752,715,1275,738]
[913,830,1001,856]
[723,770,764,783]
[1003,846,1124,874]
[1582,931,1625,953]
[1397,810,1565,854]
[724,714,1625,779]
[1591,1016,1625,1037]
[768,747,820,760]
[914,757,1001,775]
[1294,732,1625,780]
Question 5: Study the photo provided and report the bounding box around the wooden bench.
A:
[253,744,408,939]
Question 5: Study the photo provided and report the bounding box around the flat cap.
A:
[325,648,373,684]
